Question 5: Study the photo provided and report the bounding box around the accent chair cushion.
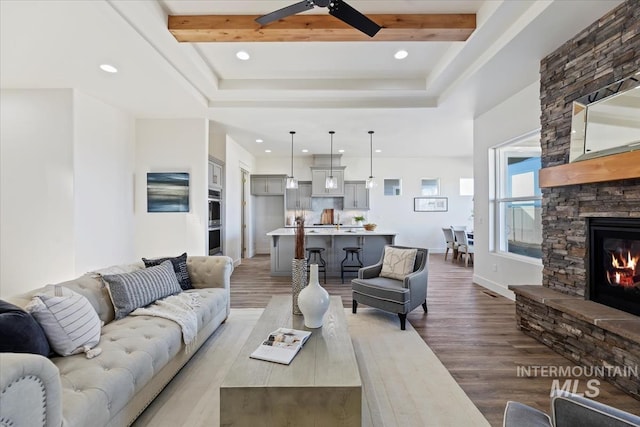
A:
[379,247,417,280]
[0,299,51,356]
[142,252,193,290]
[103,260,182,320]
[26,285,101,356]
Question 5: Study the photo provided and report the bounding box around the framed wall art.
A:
[414,197,448,212]
[147,172,189,212]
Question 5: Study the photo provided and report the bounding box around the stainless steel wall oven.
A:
[208,189,221,227]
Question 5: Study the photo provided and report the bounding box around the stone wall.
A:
[540,0,640,296]
[513,0,640,400]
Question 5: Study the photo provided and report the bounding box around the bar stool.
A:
[306,247,327,284]
[341,247,363,284]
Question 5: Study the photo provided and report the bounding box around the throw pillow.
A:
[380,247,418,280]
[0,300,50,356]
[142,252,193,290]
[103,260,182,320]
[26,285,102,357]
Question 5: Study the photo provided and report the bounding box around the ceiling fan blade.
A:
[256,1,315,26]
[329,0,381,37]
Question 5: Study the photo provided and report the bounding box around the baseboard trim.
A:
[472,274,515,301]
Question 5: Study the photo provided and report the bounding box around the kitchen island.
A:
[266,227,397,277]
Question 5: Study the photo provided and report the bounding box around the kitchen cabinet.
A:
[343,181,369,210]
[311,167,345,196]
[208,160,223,189]
[251,175,286,196]
[286,181,312,210]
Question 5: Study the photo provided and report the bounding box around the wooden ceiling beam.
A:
[168,14,476,42]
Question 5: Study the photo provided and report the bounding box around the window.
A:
[420,179,440,196]
[384,179,402,196]
[491,131,542,259]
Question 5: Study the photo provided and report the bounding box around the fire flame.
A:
[609,251,639,287]
[611,251,637,271]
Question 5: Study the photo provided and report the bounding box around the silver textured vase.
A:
[298,263,330,328]
[292,258,308,315]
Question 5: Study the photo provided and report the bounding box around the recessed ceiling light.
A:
[236,51,250,61]
[256,139,263,143]
[394,50,408,60]
[265,149,271,153]
[375,149,382,153]
[99,64,118,73]
[302,149,309,153]
[338,149,345,153]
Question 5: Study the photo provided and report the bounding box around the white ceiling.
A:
[0,0,624,158]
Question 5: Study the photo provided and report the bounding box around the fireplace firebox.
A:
[587,218,640,316]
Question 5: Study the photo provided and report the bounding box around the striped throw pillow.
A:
[103,260,182,320]
[27,285,102,356]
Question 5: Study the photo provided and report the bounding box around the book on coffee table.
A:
[250,327,312,365]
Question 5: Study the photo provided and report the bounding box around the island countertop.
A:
[266,228,397,277]
[267,227,397,236]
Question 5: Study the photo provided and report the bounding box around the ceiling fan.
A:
[255,0,382,38]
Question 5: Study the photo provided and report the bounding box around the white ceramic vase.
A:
[297,264,330,328]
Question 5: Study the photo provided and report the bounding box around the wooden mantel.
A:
[539,150,640,188]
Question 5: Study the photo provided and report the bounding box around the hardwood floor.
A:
[230,254,640,427]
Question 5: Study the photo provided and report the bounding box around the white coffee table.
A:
[220,295,362,426]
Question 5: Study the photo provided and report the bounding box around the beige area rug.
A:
[133,308,489,427]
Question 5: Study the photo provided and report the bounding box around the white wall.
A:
[135,119,208,259]
[224,134,255,264]
[1,89,75,296]
[473,81,543,299]
[73,91,135,273]
[0,89,135,297]
[253,154,474,251]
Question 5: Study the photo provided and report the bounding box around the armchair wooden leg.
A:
[398,313,406,330]
[444,247,449,261]
[352,300,358,313]
[422,301,428,313]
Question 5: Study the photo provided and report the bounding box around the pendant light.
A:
[286,131,298,189]
[365,130,377,189]
[325,131,337,189]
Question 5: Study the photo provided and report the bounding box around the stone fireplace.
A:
[587,217,640,316]
[510,0,640,400]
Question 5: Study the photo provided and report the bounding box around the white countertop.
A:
[267,227,397,236]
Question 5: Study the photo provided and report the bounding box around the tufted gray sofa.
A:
[0,255,233,427]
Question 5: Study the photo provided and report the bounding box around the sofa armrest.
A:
[404,267,429,305]
[187,256,234,290]
[0,353,62,427]
[551,390,640,427]
[359,262,383,279]
[503,401,552,427]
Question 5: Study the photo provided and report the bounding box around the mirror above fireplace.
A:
[570,71,640,163]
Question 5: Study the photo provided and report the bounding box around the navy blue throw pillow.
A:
[142,252,193,290]
[0,299,51,356]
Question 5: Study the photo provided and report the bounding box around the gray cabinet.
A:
[344,181,369,210]
[311,167,345,196]
[251,175,286,196]
[286,181,312,210]
[208,160,223,189]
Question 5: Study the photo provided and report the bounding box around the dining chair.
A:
[441,227,457,261]
[453,228,474,267]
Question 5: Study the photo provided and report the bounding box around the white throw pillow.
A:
[27,285,102,357]
[380,247,418,280]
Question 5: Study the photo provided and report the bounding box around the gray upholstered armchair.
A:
[351,245,428,330]
[504,390,640,427]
